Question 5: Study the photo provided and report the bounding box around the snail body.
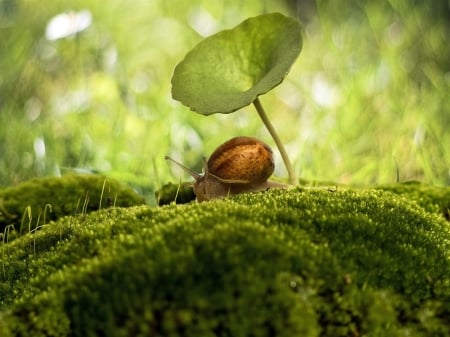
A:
[165,136,288,201]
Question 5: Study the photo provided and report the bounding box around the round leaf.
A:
[171,13,303,115]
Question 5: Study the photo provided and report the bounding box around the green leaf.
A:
[171,13,303,115]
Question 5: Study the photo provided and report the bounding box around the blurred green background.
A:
[1,0,449,204]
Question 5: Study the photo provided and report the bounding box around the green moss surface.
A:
[157,181,450,222]
[1,186,449,336]
[374,181,450,221]
[155,182,196,206]
[0,174,146,234]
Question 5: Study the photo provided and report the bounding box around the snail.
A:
[165,136,288,201]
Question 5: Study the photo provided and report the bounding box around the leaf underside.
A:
[171,13,303,115]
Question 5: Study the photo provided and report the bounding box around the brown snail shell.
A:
[207,136,274,183]
[165,136,287,201]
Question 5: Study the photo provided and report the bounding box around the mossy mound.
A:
[155,182,196,205]
[0,174,146,234]
[156,181,450,222]
[374,181,450,221]
[1,186,449,336]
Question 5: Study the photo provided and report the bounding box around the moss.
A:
[0,174,146,234]
[1,186,449,336]
[374,181,450,221]
[155,182,196,206]
[156,180,450,222]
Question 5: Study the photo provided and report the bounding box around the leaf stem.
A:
[253,97,297,185]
